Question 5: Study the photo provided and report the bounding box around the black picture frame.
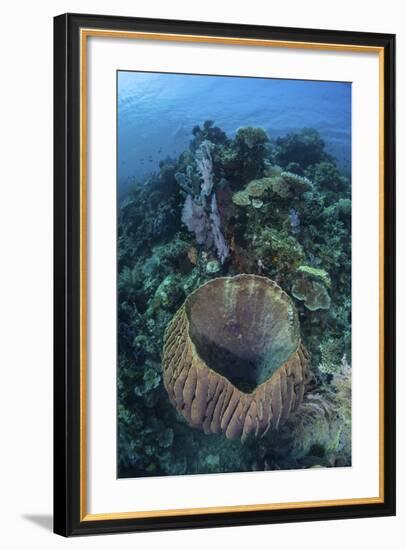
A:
[54,12,396,537]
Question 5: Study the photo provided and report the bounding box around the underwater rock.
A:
[291,278,331,311]
[162,275,310,441]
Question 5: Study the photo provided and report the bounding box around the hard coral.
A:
[297,265,331,288]
[236,126,269,150]
[291,278,331,311]
[273,128,329,169]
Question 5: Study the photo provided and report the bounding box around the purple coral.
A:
[196,140,214,196]
[180,140,229,263]
[209,194,229,263]
[181,195,210,245]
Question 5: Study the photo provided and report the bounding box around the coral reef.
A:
[163,275,310,441]
[296,265,331,287]
[291,278,331,311]
[180,140,229,263]
[117,120,352,477]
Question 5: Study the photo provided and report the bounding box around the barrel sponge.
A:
[162,275,310,442]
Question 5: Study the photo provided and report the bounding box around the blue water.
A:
[118,71,351,191]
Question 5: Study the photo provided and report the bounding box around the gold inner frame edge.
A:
[79,28,385,522]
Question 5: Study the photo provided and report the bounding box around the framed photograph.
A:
[53,13,396,536]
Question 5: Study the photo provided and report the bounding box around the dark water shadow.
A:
[22,514,53,532]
